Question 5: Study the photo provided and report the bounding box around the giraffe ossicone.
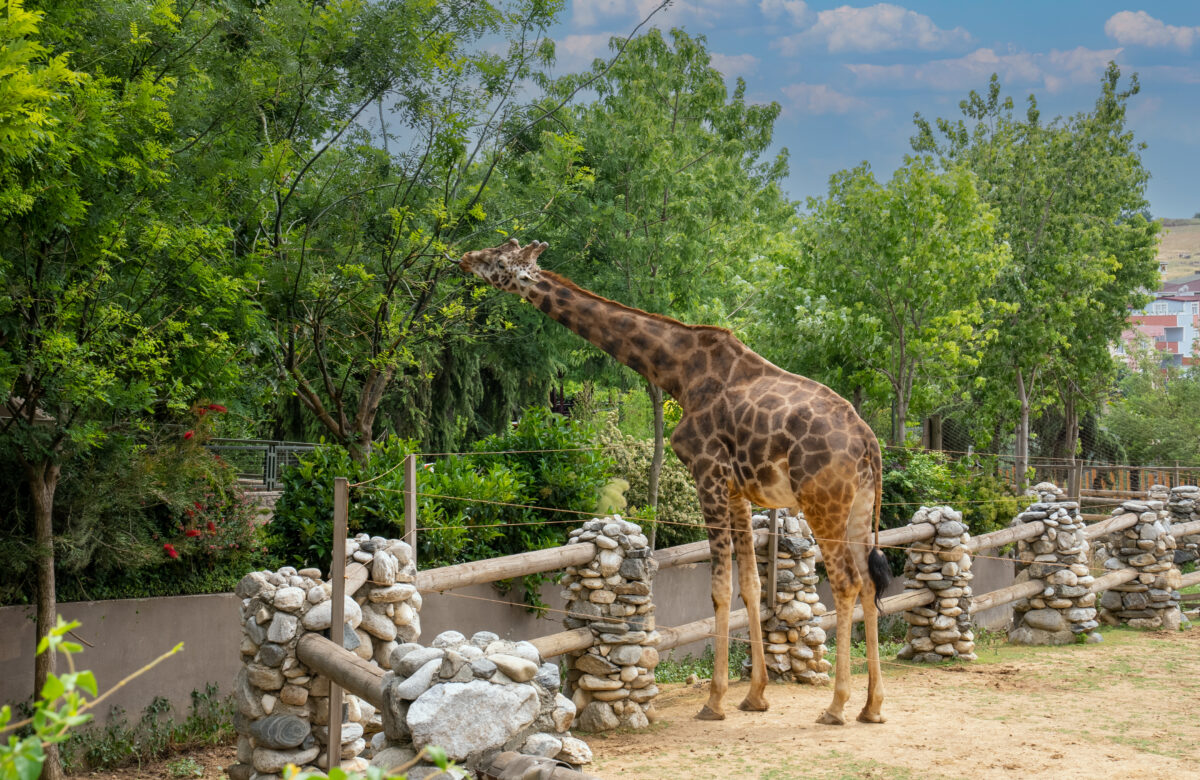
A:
[459,239,892,725]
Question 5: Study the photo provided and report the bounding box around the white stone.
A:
[408,680,539,761]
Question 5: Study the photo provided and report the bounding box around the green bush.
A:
[880,447,1020,572]
[268,408,614,607]
[596,417,706,548]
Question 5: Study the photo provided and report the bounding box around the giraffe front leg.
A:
[731,497,769,713]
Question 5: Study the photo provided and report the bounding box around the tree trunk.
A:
[647,382,665,550]
[1063,392,1078,486]
[27,458,63,780]
[851,385,864,417]
[1015,367,1030,490]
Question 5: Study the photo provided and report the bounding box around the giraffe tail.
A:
[866,442,890,608]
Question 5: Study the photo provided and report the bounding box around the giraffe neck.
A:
[525,271,694,401]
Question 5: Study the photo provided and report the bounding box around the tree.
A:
[1106,341,1200,466]
[766,158,1009,445]
[530,28,791,524]
[0,3,256,776]
[912,64,1159,482]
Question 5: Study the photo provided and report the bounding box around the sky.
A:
[542,1,1200,218]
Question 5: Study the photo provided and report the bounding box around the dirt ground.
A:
[80,626,1200,780]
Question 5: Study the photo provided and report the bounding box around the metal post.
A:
[327,477,348,770]
[404,454,418,566]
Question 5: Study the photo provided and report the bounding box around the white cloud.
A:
[759,0,810,26]
[572,0,665,29]
[553,33,619,73]
[780,82,867,114]
[847,46,1121,93]
[709,52,761,80]
[773,3,971,55]
[1104,10,1198,50]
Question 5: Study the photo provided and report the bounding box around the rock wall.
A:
[1008,483,1098,646]
[229,535,420,779]
[560,516,660,732]
[746,511,831,683]
[1167,485,1200,564]
[897,506,977,662]
[1097,498,1182,630]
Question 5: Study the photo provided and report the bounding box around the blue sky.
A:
[544,1,1200,218]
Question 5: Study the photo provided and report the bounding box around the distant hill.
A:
[1159,219,1200,283]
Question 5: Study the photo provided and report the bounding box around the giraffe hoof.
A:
[815,710,845,726]
[856,709,887,724]
[695,706,725,721]
[738,696,769,712]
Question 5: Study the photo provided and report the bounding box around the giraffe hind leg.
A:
[731,496,769,713]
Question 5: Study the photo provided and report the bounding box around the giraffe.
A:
[458,238,892,725]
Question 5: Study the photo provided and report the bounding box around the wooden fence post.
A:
[766,509,779,608]
[327,476,348,770]
[1068,460,1083,505]
[404,454,417,566]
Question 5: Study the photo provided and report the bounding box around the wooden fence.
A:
[394,496,1200,661]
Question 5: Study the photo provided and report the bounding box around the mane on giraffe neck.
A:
[536,270,732,336]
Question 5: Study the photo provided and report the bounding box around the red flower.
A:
[163,543,179,559]
[184,430,195,440]
[194,501,203,511]
[207,404,228,413]
[185,529,201,537]
[206,521,217,534]
[197,408,207,416]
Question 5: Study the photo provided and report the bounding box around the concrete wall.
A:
[0,594,242,727]
[0,554,1017,727]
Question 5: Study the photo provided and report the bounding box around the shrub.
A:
[596,417,705,548]
[268,408,614,607]
[0,432,273,605]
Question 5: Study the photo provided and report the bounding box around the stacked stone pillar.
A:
[745,511,831,684]
[1167,485,1200,565]
[230,535,419,780]
[560,516,660,732]
[1097,497,1182,630]
[1007,483,1098,645]
[897,506,976,662]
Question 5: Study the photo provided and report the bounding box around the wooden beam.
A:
[483,751,603,780]
[296,634,385,709]
[528,628,593,659]
[967,521,1044,553]
[1088,568,1139,593]
[1082,511,1140,540]
[328,477,348,771]
[969,579,1042,614]
[766,510,779,610]
[404,454,417,562]
[415,543,595,593]
[1177,570,1200,590]
[1170,520,1200,537]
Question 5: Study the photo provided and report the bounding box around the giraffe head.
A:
[458,238,549,293]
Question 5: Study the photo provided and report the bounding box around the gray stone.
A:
[393,658,442,700]
[471,631,499,649]
[248,714,310,750]
[397,647,445,677]
[408,679,539,761]
[551,693,576,732]
[300,596,362,631]
[556,736,594,765]
[252,745,319,774]
[534,662,561,691]
[372,551,399,586]
[266,613,299,644]
[433,630,467,648]
[272,586,306,612]
[576,701,620,732]
[490,654,538,683]
[371,746,418,773]
[608,644,644,666]
[470,657,498,679]
[258,643,288,667]
[359,603,398,642]
[1022,609,1067,633]
[522,733,564,758]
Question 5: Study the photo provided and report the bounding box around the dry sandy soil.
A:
[80,627,1200,780]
